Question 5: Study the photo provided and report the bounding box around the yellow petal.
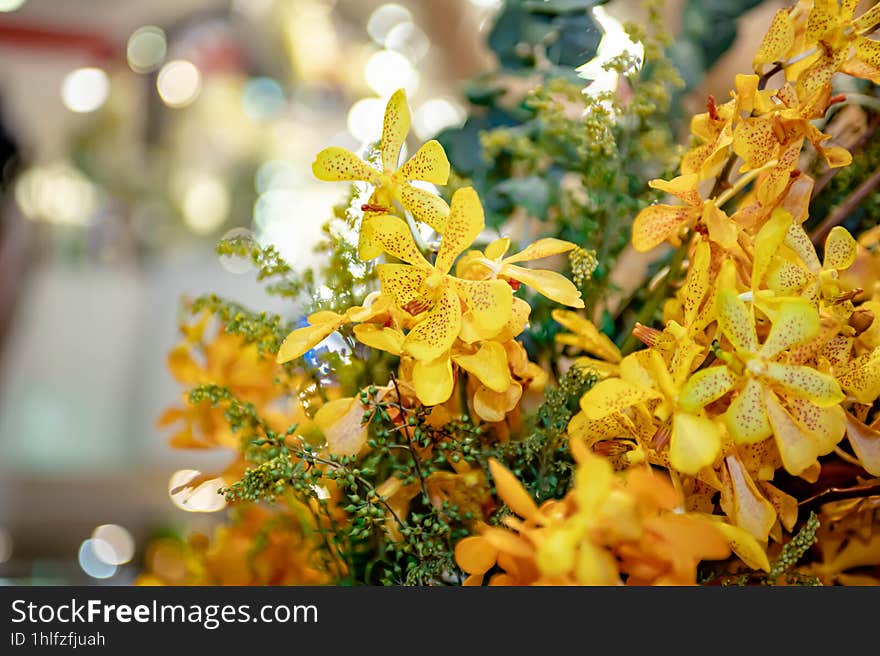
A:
[377,263,429,309]
[435,187,485,274]
[473,381,521,423]
[854,34,880,72]
[314,397,368,456]
[579,378,660,420]
[817,144,852,168]
[757,139,802,206]
[786,398,845,455]
[167,345,205,384]
[677,367,736,412]
[669,412,722,475]
[535,529,578,578]
[716,288,758,354]
[312,146,379,182]
[451,278,513,342]
[398,139,451,185]
[502,237,578,264]
[784,222,822,272]
[763,362,845,406]
[648,174,701,206]
[276,319,341,363]
[680,238,712,327]
[724,378,773,445]
[454,536,497,575]
[404,287,462,361]
[380,88,410,171]
[732,118,777,170]
[824,226,858,270]
[412,354,455,406]
[503,265,584,308]
[759,297,820,359]
[574,541,620,586]
[353,324,405,355]
[753,9,795,68]
[484,237,511,261]
[631,204,697,252]
[721,455,777,542]
[703,203,739,250]
[845,412,880,476]
[488,458,541,523]
[854,3,880,33]
[490,297,532,343]
[396,182,450,233]
[838,348,880,404]
[764,392,820,476]
[753,208,793,289]
[710,520,771,572]
[573,450,614,514]
[480,526,533,558]
[360,214,431,268]
[552,309,621,363]
[453,341,511,393]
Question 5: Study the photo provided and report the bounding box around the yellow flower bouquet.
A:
[144,0,880,587]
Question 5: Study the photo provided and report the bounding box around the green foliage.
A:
[500,364,597,502]
[439,1,683,365]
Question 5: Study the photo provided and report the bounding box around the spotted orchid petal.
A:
[396,183,450,233]
[312,146,380,183]
[504,265,585,308]
[435,187,484,274]
[362,215,431,268]
[377,263,429,309]
[759,297,820,359]
[763,361,845,406]
[452,278,513,342]
[753,8,795,68]
[631,204,699,252]
[720,455,776,542]
[398,139,451,185]
[579,378,660,420]
[552,309,621,363]
[380,88,410,172]
[724,378,773,445]
[716,288,759,354]
[403,287,462,361]
[678,367,737,413]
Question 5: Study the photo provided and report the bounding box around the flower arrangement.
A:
[140,0,880,586]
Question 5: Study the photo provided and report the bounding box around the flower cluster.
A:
[276,89,585,436]
[564,0,880,563]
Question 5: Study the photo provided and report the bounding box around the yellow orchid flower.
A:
[367,187,515,360]
[455,449,765,586]
[680,285,846,476]
[631,173,739,252]
[551,308,621,378]
[732,82,852,207]
[275,294,394,364]
[456,236,585,309]
[311,88,451,258]
[803,0,880,93]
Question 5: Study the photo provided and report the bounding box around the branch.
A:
[810,164,880,245]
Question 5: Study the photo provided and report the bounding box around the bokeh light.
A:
[157,60,202,108]
[61,67,110,114]
[242,77,286,121]
[126,26,167,74]
[14,163,98,226]
[0,0,26,12]
[347,97,385,143]
[364,49,419,98]
[90,524,135,565]
[367,4,412,44]
[385,21,430,64]
[78,539,117,579]
[168,470,227,513]
[578,6,644,102]
[182,176,229,234]
[414,98,466,139]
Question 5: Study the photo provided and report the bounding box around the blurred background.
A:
[0,0,787,584]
